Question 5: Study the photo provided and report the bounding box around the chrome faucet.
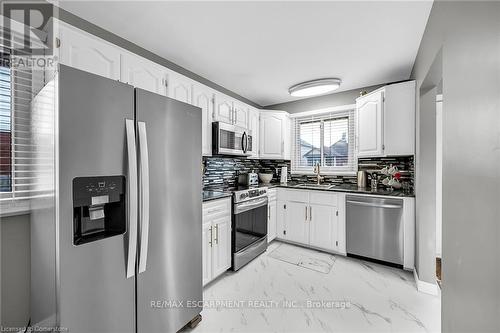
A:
[313,162,324,185]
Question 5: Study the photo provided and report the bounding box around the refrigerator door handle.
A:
[138,121,150,274]
[125,119,138,278]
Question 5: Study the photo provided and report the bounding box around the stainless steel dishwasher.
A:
[346,195,404,266]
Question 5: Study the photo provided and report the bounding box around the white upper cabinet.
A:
[193,83,215,156]
[259,111,291,160]
[213,93,250,128]
[167,71,193,104]
[247,107,260,158]
[213,93,234,125]
[58,23,121,80]
[232,101,249,128]
[356,90,384,157]
[383,81,416,156]
[120,53,167,95]
[356,81,415,157]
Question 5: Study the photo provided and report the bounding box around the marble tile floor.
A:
[189,241,440,333]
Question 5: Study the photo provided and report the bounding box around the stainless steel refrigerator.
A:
[30,65,202,333]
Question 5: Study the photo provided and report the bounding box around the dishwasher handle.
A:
[346,200,402,209]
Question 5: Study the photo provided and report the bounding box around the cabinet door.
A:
[212,216,231,277]
[267,199,277,242]
[167,71,193,104]
[309,204,337,251]
[202,221,213,286]
[120,54,167,95]
[233,101,249,128]
[58,23,120,80]
[356,90,384,157]
[248,108,260,158]
[213,94,234,124]
[259,113,285,159]
[276,200,286,239]
[193,84,214,156]
[284,201,309,244]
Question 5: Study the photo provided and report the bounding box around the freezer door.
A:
[135,88,203,333]
[57,65,135,333]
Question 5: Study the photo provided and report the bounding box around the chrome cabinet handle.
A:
[214,224,219,245]
[125,119,138,279]
[309,206,312,221]
[138,121,150,274]
[305,206,308,221]
[209,226,213,247]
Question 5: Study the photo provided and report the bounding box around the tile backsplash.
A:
[203,156,414,192]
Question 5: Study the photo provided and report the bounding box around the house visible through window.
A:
[292,108,356,174]
[0,61,11,192]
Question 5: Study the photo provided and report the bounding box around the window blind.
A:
[0,27,54,202]
[291,109,356,174]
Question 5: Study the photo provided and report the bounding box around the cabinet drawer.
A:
[283,189,309,203]
[309,191,338,206]
[268,188,277,201]
[203,198,231,220]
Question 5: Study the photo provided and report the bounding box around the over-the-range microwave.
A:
[212,122,252,157]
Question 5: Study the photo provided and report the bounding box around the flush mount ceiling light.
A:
[288,78,342,97]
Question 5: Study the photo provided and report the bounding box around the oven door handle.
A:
[234,197,268,214]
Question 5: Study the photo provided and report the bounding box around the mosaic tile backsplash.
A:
[203,155,414,193]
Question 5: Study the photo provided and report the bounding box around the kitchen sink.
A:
[293,183,336,190]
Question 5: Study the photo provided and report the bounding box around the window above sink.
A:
[290,105,357,176]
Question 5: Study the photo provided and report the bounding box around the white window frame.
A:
[291,104,357,176]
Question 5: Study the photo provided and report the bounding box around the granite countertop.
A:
[274,182,414,197]
[253,182,414,197]
[202,190,232,202]
[203,182,414,201]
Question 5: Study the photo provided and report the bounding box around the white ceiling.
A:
[58,1,433,106]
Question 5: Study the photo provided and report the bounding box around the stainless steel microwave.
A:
[212,122,252,157]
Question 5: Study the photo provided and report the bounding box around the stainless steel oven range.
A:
[231,187,268,270]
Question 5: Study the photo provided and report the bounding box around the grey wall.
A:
[415,85,437,285]
[411,1,500,332]
[0,214,30,327]
[263,84,384,113]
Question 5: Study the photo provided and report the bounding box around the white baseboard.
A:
[413,269,438,295]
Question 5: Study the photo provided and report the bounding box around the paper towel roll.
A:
[280,166,288,184]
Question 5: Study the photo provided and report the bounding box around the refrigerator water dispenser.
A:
[73,176,126,245]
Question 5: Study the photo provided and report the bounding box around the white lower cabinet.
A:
[202,198,232,286]
[277,189,344,254]
[309,203,338,250]
[285,201,310,244]
[202,220,213,285]
[267,189,277,242]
